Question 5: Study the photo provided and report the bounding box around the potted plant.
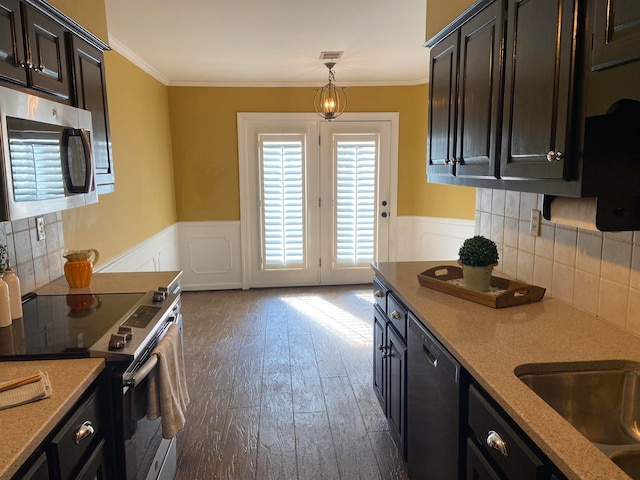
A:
[458,235,499,292]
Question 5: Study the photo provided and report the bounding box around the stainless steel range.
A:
[0,287,183,480]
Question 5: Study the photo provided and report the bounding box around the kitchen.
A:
[0,0,639,479]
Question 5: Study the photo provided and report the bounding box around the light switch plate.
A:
[36,216,46,241]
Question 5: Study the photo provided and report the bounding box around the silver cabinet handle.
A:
[546,150,564,162]
[378,343,387,351]
[382,352,392,358]
[75,421,95,444]
[374,290,384,298]
[486,430,508,457]
[390,311,401,320]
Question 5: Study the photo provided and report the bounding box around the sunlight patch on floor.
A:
[283,295,371,344]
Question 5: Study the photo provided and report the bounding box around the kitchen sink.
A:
[611,450,640,480]
[515,360,640,446]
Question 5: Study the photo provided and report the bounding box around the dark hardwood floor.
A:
[175,285,408,480]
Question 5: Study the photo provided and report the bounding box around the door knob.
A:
[381,212,388,218]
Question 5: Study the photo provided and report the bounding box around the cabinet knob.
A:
[390,311,401,320]
[378,343,387,351]
[486,430,508,457]
[382,352,392,358]
[75,421,95,444]
[546,150,564,162]
[374,290,384,298]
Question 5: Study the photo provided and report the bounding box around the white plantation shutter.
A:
[9,135,65,201]
[334,136,377,267]
[259,135,306,270]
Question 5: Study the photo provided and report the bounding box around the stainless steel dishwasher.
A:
[407,312,462,480]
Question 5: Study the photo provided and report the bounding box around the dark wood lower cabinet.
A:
[386,324,407,458]
[466,439,501,480]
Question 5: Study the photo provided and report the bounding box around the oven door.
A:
[120,318,180,480]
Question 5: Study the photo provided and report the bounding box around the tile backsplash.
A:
[476,189,640,336]
[0,213,65,293]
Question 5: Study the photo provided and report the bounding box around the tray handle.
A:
[422,265,462,281]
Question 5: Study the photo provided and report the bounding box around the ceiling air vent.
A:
[319,51,343,61]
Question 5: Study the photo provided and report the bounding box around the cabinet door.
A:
[386,325,407,460]
[70,36,114,193]
[500,0,577,180]
[23,6,70,100]
[455,0,503,180]
[74,439,109,480]
[592,0,640,70]
[0,0,27,86]
[466,439,501,480]
[373,307,386,410]
[427,31,458,178]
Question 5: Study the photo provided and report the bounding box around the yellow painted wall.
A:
[50,1,177,263]
[168,85,475,221]
[425,0,475,40]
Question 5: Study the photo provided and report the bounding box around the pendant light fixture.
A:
[314,62,347,122]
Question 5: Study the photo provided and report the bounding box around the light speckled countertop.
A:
[373,261,636,480]
[0,359,104,480]
[35,271,182,295]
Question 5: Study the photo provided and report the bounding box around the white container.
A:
[0,277,11,327]
[3,268,21,319]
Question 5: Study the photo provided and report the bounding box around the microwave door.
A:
[61,128,92,193]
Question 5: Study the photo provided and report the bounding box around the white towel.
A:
[0,371,52,410]
[147,324,190,438]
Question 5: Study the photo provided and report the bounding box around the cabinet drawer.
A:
[468,384,546,480]
[387,293,407,339]
[49,388,102,480]
[373,278,388,312]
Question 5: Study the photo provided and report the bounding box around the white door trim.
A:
[237,112,399,289]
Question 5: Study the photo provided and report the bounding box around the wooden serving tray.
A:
[417,265,546,308]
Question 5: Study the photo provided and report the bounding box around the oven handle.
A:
[126,354,158,388]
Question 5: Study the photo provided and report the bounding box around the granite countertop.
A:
[35,271,182,295]
[373,261,637,480]
[0,359,105,480]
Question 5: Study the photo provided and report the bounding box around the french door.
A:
[238,113,397,288]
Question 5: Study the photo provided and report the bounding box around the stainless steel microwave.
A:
[0,85,98,221]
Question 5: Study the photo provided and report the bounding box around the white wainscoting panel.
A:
[395,216,475,261]
[177,221,242,290]
[97,224,180,273]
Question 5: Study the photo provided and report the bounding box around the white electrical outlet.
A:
[530,209,541,236]
[36,216,46,241]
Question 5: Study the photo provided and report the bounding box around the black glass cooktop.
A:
[0,293,144,360]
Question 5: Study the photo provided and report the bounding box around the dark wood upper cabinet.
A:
[70,36,114,193]
[0,0,71,100]
[592,0,640,70]
[500,0,576,181]
[23,4,70,100]
[427,32,457,178]
[456,0,502,180]
[0,0,27,86]
[427,0,503,181]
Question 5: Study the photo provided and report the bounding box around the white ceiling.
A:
[103,0,429,87]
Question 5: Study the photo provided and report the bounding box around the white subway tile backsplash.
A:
[627,292,640,336]
[1,215,65,292]
[518,220,535,253]
[598,278,629,329]
[502,245,518,279]
[504,218,519,248]
[601,238,632,286]
[517,251,534,284]
[505,191,520,219]
[533,256,554,292]
[552,262,575,304]
[554,226,578,267]
[574,270,600,316]
[491,190,506,217]
[476,187,640,338]
[519,192,540,220]
[535,224,555,260]
[576,230,602,276]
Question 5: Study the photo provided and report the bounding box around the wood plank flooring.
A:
[175,285,408,480]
